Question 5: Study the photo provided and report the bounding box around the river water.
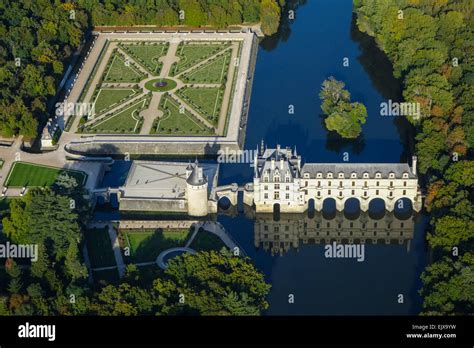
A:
[99,0,428,315]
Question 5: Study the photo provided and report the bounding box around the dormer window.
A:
[304,172,310,178]
[338,172,344,179]
[317,173,322,178]
[327,172,333,179]
[402,172,409,178]
[351,172,357,178]
[363,172,369,179]
[389,172,395,178]
[375,172,381,179]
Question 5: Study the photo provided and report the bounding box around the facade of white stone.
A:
[250,143,422,214]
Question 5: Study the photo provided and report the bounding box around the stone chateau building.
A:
[249,143,422,213]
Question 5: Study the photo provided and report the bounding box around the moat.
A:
[99,0,428,315]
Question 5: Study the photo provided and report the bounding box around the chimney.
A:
[280,157,284,169]
[277,144,281,152]
[297,155,301,171]
[412,156,417,175]
[271,158,275,170]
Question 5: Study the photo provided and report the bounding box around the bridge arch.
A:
[218,196,232,211]
[322,197,337,220]
[343,197,361,220]
[393,197,414,220]
[368,198,386,220]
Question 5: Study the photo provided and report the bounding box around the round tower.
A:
[186,160,209,216]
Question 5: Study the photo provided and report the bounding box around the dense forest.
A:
[354,0,473,315]
[0,0,284,139]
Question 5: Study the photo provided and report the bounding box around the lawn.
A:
[89,99,145,134]
[104,53,144,82]
[172,42,229,75]
[177,87,222,125]
[153,96,214,135]
[121,228,190,263]
[183,52,230,84]
[5,162,87,188]
[93,88,137,114]
[84,227,117,268]
[189,228,226,252]
[120,43,168,75]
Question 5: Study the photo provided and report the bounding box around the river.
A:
[99,0,428,315]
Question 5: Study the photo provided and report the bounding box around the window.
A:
[263,177,268,182]
[364,181,367,187]
[403,190,406,195]
[264,185,268,190]
[376,181,379,186]
[389,172,395,178]
[375,172,381,178]
[264,225,268,231]
[286,185,290,190]
[275,184,280,190]
[364,191,367,197]
[274,176,280,182]
[338,172,344,178]
[264,193,268,199]
[274,192,279,199]
[328,190,331,195]
[305,181,308,187]
[339,181,343,187]
[339,191,342,197]
[328,181,331,186]
[389,191,393,197]
[352,181,355,186]
[352,190,355,195]
[285,193,290,199]
[304,190,308,195]
[327,173,333,178]
[404,181,407,187]
[317,191,321,197]
[318,181,321,187]
[363,172,369,178]
[390,181,393,186]
[351,172,357,178]
[376,190,379,195]
[403,172,409,178]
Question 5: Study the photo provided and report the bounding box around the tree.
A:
[319,77,368,138]
[162,250,271,315]
[420,253,474,315]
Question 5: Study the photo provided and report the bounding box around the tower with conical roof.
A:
[186,159,209,216]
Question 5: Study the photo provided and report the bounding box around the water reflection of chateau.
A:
[254,212,415,256]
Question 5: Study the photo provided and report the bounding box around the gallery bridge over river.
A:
[94,143,423,217]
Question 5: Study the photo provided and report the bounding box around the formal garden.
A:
[77,38,240,136]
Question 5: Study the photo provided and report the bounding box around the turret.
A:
[186,160,208,216]
[412,156,417,175]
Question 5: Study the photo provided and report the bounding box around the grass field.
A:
[122,228,190,263]
[93,88,137,114]
[84,227,117,268]
[5,162,87,188]
[89,99,145,133]
[104,54,144,82]
[153,96,213,135]
[121,43,168,75]
[177,87,222,125]
[172,43,229,75]
[183,52,230,84]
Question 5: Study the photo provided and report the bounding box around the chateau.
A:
[249,143,422,213]
[115,144,422,217]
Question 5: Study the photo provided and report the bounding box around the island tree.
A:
[319,77,368,138]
